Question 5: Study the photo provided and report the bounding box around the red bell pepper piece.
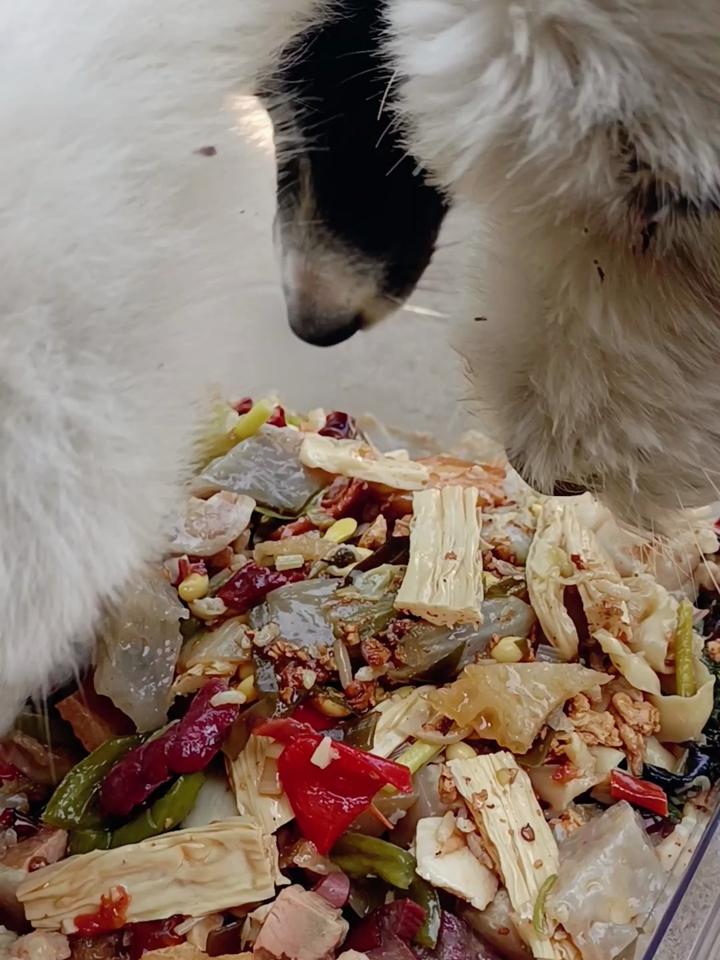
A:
[267,405,287,427]
[255,718,412,853]
[290,703,337,732]
[610,769,669,818]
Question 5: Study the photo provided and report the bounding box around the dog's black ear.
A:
[261,0,450,346]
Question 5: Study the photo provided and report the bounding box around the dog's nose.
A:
[288,311,363,347]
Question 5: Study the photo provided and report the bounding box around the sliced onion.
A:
[334,638,353,690]
[313,872,350,908]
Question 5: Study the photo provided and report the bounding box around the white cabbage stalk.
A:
[415,817,498,910]
[525,501,581,660]
[448,753,560,960]
[18,820,282,932]
[227,737,294,834]
[649,658,715,743]
[395,486,484,626]
[299,434,429,490]
[595,630,714,742]
[528,734,603,813]
[546,802,664,960]
[625,576,678,675]
[371,686,435,758]
[170,492,255,557]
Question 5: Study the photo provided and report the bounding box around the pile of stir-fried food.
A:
[2,397,720,960]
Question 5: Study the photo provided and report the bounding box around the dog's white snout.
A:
[279,241,384,347]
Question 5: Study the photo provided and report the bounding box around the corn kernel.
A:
[324,517,358,544]
[490,635,524,663]
[178,573,209,602]
[446,742,478,762]
[312,695,351,718]
[237,674,258,703]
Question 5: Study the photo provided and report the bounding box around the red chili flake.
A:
[321,478,369,519]
[216,562,305,615]
[0,808,38,839]
[551,763,578,784]
[318,411,356,440]
[0,761,23,782]
[267,406,287,427]
[174,556,207,586]
[269,517,316,541]
[233,397,253,414]
[125,916,185,960]
[74,888,130,937]
[99,679,240,818]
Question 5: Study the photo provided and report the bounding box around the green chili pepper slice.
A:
[409,875,441,949]
[69,828,112,855]
[110,773,205,848]
[43,735,142,830]
[331,834,417,889]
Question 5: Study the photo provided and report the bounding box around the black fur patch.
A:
[260,0,448,304]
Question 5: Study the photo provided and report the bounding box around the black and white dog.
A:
[1,0,719,721]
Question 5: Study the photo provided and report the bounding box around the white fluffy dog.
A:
[1,0,719,724]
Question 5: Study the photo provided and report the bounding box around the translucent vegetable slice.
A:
[194,427,325,514]
[170,492,255,557]
[431,662,611,754]
[546,801,665,960]
[94,570,188,732]
[299,434,429,490]
[17,819,282,932]
[448,752,560,959]
[395,486,484,627]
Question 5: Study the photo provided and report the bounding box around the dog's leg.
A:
[0,0,331,728]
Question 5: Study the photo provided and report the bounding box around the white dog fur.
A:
[1,0,719,724]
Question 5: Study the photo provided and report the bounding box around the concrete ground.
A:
[227,98,474,441]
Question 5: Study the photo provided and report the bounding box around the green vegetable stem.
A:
[331,833,417,889]
[675,600,697,698]
[43,735,142,830]
[409,875,441,949]
[110,773,205,848]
